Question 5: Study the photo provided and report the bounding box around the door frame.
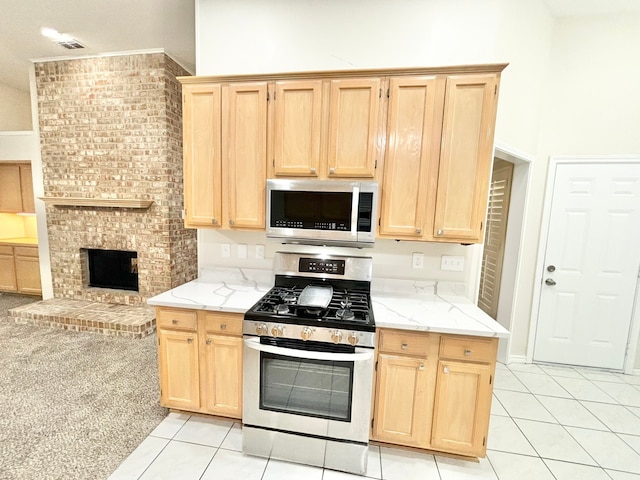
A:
[527,155,640,374]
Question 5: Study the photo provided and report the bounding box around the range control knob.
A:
[300,327,313,341]
[347,332,359,346]
[255,323,268,336]
[271,325,284,337]
[331,330,343,344]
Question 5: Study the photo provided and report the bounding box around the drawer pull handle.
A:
[220,323,227,330]
[464,349,472,356]
[187,338,193,344]
[401,343,408,350]
[206,338,212,345]
[172,319,178,325]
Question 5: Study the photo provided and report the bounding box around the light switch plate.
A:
[221,244,231,258]
[441,255,464,271]
[255,244,265,259]
[237,244,248,259]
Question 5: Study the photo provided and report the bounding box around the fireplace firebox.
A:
[87,249,139,292]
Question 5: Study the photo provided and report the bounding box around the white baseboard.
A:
[506,355,527,364]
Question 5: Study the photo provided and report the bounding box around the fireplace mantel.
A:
[39,197,154,209]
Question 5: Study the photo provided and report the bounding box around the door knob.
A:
[547,265,556,272]
[545,278,556,286]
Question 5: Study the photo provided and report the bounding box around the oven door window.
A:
[260,352,353,422]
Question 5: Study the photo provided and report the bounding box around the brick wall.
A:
[35,52,197,305]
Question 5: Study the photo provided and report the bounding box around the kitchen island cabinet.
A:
[156,306,243,419]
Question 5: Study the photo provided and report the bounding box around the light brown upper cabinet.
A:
[0,162,34,213]
[271,80,323,177]
[179,64,505,239]
[182,82,267,230]
[379,77,444,239]
[182,84,222,227]
[270,78,382,179]
[433,74,499,243]
[222,82,268,229]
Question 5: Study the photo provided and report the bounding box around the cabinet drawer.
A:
[0,245,13,255]
[202,311,243,335]
[379,329,430,356]
[14,246,38,257]
[439,336,497,363]
[156,308,198,331]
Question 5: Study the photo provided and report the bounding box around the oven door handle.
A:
[244,337,373,362]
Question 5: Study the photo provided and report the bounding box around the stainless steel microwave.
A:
[266,179,378,248]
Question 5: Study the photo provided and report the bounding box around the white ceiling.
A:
[0,0,195,93]
[1,0,639,94]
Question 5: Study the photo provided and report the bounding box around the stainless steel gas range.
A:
[242,252,375,475]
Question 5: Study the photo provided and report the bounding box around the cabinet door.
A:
[373,353,430,447]
[431,360,493,457]
[379,77,442,238]
[434,74,498,242]
[272,80,323,177]
[0,253,17,292]
[223,82,268,229]
[0,164,23,212]
[201,333,243,418]
[158,329,200,410]
[20,165,35,213]
[326,78,381,178]
[183,84,222,227]
[15,254,41,295]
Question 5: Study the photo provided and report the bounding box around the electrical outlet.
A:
[412,253,424,269]
[441,255,464,271]
[221,244,231,258]
[255,244,265,259]
[237,243,248,259]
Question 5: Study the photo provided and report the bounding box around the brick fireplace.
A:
[10,52,198,336]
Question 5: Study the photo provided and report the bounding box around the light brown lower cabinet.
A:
[0,244,41,295]
[156,307,243,419]
[372,328,498,458]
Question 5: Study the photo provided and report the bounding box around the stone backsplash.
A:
[35,52,197,304]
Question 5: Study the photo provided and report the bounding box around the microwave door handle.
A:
[244,337,373,363]
[351,186,360,237]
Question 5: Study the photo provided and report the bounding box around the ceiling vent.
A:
[57,39,85,50]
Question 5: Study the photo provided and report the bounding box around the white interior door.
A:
[533,162,640,370]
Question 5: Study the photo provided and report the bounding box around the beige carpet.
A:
[0,292,168,480]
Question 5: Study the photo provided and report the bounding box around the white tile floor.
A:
[109,363,640,480]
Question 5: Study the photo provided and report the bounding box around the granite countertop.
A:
[148,267,509,338]
[0,237,38,246]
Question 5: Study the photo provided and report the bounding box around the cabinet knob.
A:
[415,228,422,235]
[464,349,472,356]
[329,167,335,175]
[187,338,193,344]
[206,338,212,345]
[401,343,408,350]
[437,229,443,236]
[172,319,178,325]
[229,219,235,225]
[443,366,450,374]
[220,323,227,330]
[310,168,316,174]
[212,218,218,225]
[419,363,425,371]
